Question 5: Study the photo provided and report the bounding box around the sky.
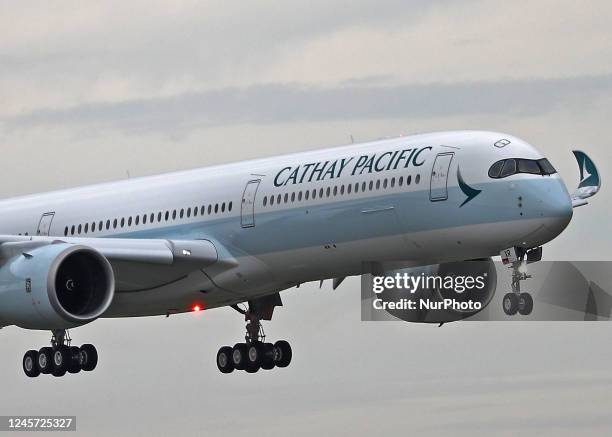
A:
[1,1,612,436]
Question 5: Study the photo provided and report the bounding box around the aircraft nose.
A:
[541,177,573,237]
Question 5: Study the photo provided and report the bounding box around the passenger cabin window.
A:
[489,158,557,179]
[60,170,422,239]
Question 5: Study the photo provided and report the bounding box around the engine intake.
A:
[0,243,115,330]
[50,247,115,324]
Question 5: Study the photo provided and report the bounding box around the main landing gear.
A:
[22,330,98,378]
[501,247,541,316]
[216,295,292,374]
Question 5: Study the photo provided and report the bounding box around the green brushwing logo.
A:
[457,167,482,207]
[574,150,600,189]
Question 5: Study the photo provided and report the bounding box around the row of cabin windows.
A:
[63,201,233,236]
[262,174,421,207]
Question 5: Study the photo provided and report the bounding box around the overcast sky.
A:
[1,1,612,436]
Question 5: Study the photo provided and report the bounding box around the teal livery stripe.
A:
[108,177,570,258]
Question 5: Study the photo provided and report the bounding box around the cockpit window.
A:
[537,158,556,175]
[500,159,517,178]
[488,160,504,178]
[517,159,541,174]
[488,158,557,179]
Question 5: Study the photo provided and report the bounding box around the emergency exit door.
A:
[37,212,55,236]
[241,180,261,228]
[430,152,454,201]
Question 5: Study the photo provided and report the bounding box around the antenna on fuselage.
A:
[349,135,354,144]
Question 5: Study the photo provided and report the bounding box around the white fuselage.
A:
[0,131,573,318]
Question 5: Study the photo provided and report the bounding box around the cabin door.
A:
[241,180,261,228]
[430,152,454,201]
[37,212,55,236]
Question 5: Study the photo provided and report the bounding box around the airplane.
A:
[0,130,600,377]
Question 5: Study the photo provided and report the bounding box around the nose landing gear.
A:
[501,247,541,316]
[22,330,98,378]
[216,295,292,374]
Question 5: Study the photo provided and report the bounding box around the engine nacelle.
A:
[0,243,115,330]
[371,258,497,323]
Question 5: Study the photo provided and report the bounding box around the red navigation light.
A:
[192,305,201,312]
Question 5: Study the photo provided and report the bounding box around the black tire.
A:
[68,346,82,374]
[274,340,292,368]
[52,367,67,377]
[232,343,248,370]
[53,345,71,373]
[502,293,519,316]
[247,342,264,369]
[260,343,275,370]
[216,346,234,374]
[79,344,98,371]
[23,350,40,378]
[519,293,534,316]
[37,347,54,374]
[245,364,260,373]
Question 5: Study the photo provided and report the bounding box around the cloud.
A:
[5,74,612,134]
[2,0,611,122]
[0,0,461,115]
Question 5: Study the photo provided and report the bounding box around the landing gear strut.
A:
[22,330,98,378]
[216,295,292,374]
[501,247,539,316]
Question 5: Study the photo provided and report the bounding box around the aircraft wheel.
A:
[79,344,98,371]
[245,364,260,373]
[37,347,54,374]
[217,346,234,374]
[274,340,292,368]
[52,367,67,377]
[67,346,82,374]
[518,293,534,316]
[23,350,40,378]
[503,293,519,316]
[260,343,275,370]
[247,342,264,369]
[232,343,248,370]
[53,345,71,374]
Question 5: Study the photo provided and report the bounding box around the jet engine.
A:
[369,258,497,323]
[0,243,115,330]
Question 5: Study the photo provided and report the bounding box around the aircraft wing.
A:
[0,236,221,291]
[571,150,601,208]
